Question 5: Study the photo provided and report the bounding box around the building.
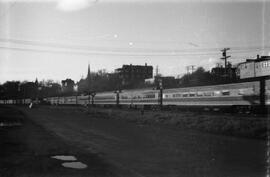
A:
[154,76,178,89]
[115,63,153,88]
[61,78,75,94]
[211,62,237,80]
[237,55,270,79]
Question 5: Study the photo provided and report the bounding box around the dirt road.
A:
[21,106,266,177]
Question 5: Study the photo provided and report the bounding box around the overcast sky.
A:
[0,0,269,84]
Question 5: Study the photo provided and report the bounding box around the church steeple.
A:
[86,64,91,90]
[34,78,38,86]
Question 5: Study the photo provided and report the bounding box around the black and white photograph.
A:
[0,0,269,176]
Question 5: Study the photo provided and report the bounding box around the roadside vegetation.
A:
[81,106,268,139]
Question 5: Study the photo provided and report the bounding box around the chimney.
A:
[257,55,260,60]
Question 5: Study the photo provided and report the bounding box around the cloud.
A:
[1,0,266,3]
[56,0,97,11]
[0,0,98,11]
[197,57,220,70]
[0,0,266,11]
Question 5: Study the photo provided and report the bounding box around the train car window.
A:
[197,92,203,96]
[144,94,155,98]
[173,93,182,97]
[204,92,212,96]
[222,90,230,96]
[214,91,221,96]
[121,96,128,99]
[238,88,254,95]
[182,93,188,97]
[189,92,196,97]
[95,96,115,100]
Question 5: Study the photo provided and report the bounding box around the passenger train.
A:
[1,80,269,113]
[39,80,270,112]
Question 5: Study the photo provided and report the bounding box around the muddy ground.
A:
[12,105,267,177]
[0,106,118,177]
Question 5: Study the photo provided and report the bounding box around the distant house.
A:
[154,76,178,89]
[211,62,237,81]
[115,63,153,88]
[61,78,75,94]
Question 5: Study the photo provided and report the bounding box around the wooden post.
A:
[91,92,96,106]
[160,88,163,109]
[159,79,163,110]
[259,76,266,113]
[116,91,119,107]
[88,93,90,106]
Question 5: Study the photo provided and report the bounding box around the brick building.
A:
[115,63,153,88]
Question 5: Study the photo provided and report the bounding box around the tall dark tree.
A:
[20,81,38,99]
[2,81,20,102]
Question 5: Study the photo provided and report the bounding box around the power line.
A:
[0,45,266,57]
[0,37,269,56]
[0,46,218,56]
[0,38,270,52]
[0,38,269,53]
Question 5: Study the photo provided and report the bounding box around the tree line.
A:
[0,65,240,102]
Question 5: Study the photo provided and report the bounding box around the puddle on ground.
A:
[62,162,88,169]
[0,122,22,127]
[51,155,77,161]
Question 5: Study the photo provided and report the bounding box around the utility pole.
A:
[155,65,159,76]
[221,48,231,76]
[190,65,195,74]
